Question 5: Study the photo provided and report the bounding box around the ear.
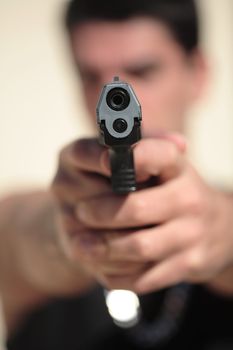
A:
[187,49,209,102]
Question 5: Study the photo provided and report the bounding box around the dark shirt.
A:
[7,284,233,350]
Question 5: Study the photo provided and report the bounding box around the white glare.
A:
[105,290,140,328]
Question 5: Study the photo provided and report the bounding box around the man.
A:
[1,0,233,349]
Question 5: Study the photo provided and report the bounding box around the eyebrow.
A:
[123,60,162,75]
[76,59,162,79]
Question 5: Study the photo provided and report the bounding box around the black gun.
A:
[96,77,142,194]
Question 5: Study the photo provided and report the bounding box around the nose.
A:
[99,71,126,86]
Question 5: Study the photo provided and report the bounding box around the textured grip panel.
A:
[110,147,136,194]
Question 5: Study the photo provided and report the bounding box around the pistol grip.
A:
[110,146,136,194]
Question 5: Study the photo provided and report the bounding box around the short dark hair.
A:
[65,0,199,54]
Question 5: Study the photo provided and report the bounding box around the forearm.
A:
[0,191,94,335]
[206,191,233,296]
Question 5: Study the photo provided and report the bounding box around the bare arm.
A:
[0,190,94,336]
[205,193,233,296]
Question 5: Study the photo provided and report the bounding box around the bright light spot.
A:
[105,290,140,328]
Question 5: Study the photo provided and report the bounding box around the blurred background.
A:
[0,0,233,197]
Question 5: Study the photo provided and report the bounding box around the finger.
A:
[53,170,111,205]
[59,138,110,177]
[106,218,199,262]
[103,253,187,294]
[75,182,182,229]
[133,253,188,293]
[134,138,186,181]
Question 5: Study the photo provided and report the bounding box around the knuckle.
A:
[131,235,151,260]
[181,187,205,215]
[73,138,101,160]
[186,249,205,276]
[186,220,205,242]
[72,138,89,156]
[60,139,94,172]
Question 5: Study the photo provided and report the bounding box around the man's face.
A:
[70,17,204,135]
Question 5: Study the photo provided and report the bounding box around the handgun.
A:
[96,76,142,194]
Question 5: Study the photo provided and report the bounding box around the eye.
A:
[126,62,163,80]
[78,68,100,85]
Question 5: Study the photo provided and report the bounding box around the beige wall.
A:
[0,0,92,195]
[188,0,233,188]
[0,0,233,196]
